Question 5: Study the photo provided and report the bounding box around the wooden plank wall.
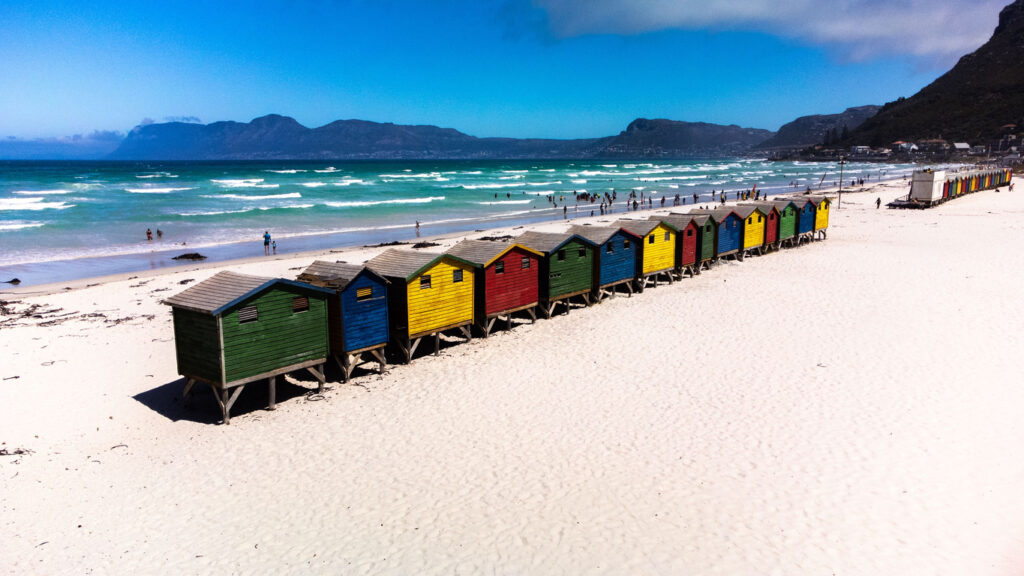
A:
[679,222,698,266]
[483,247,539,316]
[598,232,637,287]
[718,215,742,254]
[642,224,675,274]
[778,207,796,240]
[172,307,222,384]
[221,287,329,383]
[407,260,475,336]
[547,239,593,299]
[340,274,389,352]
[743,213,765,250]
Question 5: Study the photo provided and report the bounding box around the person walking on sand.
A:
[876,197,881,209]
[263,230,271,255]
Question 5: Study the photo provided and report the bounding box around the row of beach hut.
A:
[165,196,833,423]
[902,168,1012,208]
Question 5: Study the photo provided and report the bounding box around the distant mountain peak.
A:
[845,0,1024,145]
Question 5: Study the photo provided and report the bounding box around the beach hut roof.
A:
[740,201,780,214]
[162,271,332,316]
[672,211,710,226]
[566,225,621,245]
[446,239,541,267]
[707,208,740,222]
[366,248,474,281]
[650,214,696,229]
[612,219,676,237]
[804,196,831,207]
[516,230,595,254]
[297,260,389,290]
[768,199,798,211]
[732,205,766,219]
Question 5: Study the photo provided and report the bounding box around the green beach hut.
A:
[516,230,598,317]
[164,271,333,424]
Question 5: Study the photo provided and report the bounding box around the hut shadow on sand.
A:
[133,374,323,424]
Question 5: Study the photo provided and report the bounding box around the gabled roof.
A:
[804,196,831,207]
[732,205,767,219]
[767,199,798,212]
[566,225,623,245]
[366,248,474,281]
[740,201,780,215]
[785,196,816,208]
[163,271,332,316]
[446,239,542,268]
[673,211,711,226]
[650,214,697,230]
[708,208,741,222]
[612,219,676,237]
[297,260,389,290]
[516,230,596,254]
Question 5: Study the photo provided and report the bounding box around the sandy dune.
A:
[2,178,1023,574]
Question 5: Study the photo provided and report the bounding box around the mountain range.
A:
[107,116,773,161]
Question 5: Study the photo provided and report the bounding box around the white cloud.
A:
[533,0,1006,62]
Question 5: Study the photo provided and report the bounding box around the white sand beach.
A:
[2,177,1023,574]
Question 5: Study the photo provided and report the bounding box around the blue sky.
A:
[0,0,1007,140]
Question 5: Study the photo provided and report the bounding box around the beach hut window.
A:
[648,235,655,244]
[420,275,432,289]
[521,257,530,269]
[747,217,753,224]
[606,243,614,254]
[664,231,671,241]
[496,261,505,274]
[578,247,586,258]
[452,270,462,283]
[687,229,693,237]
[705,225,711,232]
[769,213,774,220]
[356,286,373,301]
[557,249,566,261]
[238,305,258,324]
[292,297,309,313]
[624,239,631,249]
[757,216,762,223]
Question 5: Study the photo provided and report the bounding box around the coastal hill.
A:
[845,0,1024,146]
[756,106,880,150]
[596,118,773,158]
[108,115,774,160]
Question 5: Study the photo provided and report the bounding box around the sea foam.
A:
[325,196,445,208]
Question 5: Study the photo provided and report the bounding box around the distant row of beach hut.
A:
[165,195,833,423]
[899,168,1012,208]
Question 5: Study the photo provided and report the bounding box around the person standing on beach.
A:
[876,197,881,209]
[263,231,271,255]
[272,240,277,255]
[156,229,163,240]
[146,228,153,241]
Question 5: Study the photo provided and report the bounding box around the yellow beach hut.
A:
[808,196,831,239]
[733,205,767,257]
[366,248,476,363]
[612,219,678,289]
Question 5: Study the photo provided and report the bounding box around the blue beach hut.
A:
[791,198,816,242]
[297,261,390,382]
[567,225,638,301]
[708,208,743,259]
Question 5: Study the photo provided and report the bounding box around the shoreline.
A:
[0,175,909,291]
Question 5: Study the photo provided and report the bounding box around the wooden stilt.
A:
[307,364,325,393]
[369,348,387,374]
[434,333,440,356]
[410,336,424,359]
[182,378,196,404]
[268,376,276,410]
[528,308,537,322]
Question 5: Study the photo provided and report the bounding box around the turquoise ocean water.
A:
[0,159,918,287]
